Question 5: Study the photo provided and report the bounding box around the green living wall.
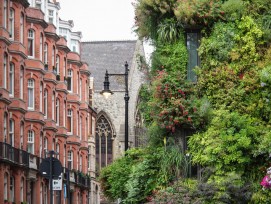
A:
[100,0,271,203]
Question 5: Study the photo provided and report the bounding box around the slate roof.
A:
[81,40,137,91]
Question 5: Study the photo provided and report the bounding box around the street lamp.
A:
[100,62,129,151]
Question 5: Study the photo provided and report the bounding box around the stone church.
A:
[81,40,148,170]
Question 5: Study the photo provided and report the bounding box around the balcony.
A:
[0,142,29,167]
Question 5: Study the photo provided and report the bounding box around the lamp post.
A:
[100,62,129,151]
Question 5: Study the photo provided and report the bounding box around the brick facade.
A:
[0,0,98,203]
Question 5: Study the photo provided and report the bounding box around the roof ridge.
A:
[82,39,137,43]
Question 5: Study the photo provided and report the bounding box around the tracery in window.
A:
[95,115,113,170]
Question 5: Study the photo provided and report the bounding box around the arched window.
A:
[44,89,48,118]
[20,66,24,99]
[96,115,113,170]
[20,13,24,43]
[67,109,73,134]
[9,119,14,146]
[56,99,60,125]
[27,79,35,109]
[9,8,15,39]
[28,29,35,57]
[40,33,43,61]
[67,69,73,92]
[9,63,14,97]
[3,53,8,89]
[4,173,8,200]
[27,130,34,154]
[10,176,15,202]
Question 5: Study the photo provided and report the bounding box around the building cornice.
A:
[56,44,70,53]
[45,31,60,42]
[79,69,91,76]
[12,0,29,8]
[67,59,83,67]
[0,36,12,46]
[24,118,46,126]
[26,16,48,29]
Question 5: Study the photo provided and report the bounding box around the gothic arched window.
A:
[96,115,113,170]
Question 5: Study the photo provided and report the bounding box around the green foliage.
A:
[198,21,237,69]
[157,18,183,43]
[188,109,268,176]
[221,0,245,21]
[99,146,188,203]
[151,39,188,76]
[134,0,176,39]
[174,0,225,27]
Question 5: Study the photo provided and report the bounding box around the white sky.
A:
[58,0,137,41]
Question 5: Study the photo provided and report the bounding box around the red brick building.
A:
[0,0,98,203]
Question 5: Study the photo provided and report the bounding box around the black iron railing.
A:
[0,142,29,167]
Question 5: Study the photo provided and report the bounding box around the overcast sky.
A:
[58,0,137,41]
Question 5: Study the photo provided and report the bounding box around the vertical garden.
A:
[99,0,271,203]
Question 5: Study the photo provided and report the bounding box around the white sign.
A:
[53,173,63,190]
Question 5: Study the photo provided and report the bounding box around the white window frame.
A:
[3,53,7,89]
[79,155,82,172]
[56,55,60,74]
[56,143,60,159]
[20,178,24,202]
[68,150,73,169]
[79,115,82,140]
[20,67,24,99]
[40,33,43,61]
[27,79,35,110]
[67,109,73,134]
[79,78,82,100]
[28,29,35,57]
[10,176,15,202]
[63,101,66,127]
[48,9,54,24]
[4,113,8,142]
[9,62,14,97]
[52,46,55,67]
[52,92,55,120]
[20,14,24,44]
[44,43,48,65]
[56,99,60,125]
[4,173,8,200]
[40,82,43,112]
[9,119,14,146]
[44,137,48,157]
[20,122,24,149]
[67,69,73,92]
[4,0,7,28]
[44,89,48,118]
[9,8,15,39]
[27,130,34,154]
